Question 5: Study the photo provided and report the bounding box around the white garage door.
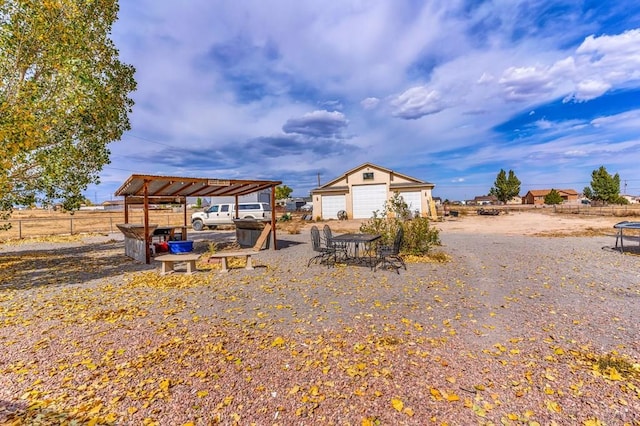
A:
[352,184,387,219]
[321,195,346,219]
[400,191,421,215]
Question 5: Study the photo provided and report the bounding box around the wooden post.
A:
[182,196,187,240]
[144,181,150,264]
[271,186,277,250]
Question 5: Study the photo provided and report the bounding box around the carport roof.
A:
[114,174,282,202]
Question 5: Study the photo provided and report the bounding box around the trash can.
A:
[233,219,270,249]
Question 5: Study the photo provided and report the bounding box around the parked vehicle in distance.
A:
[191,202,272,231]
[300,203,313,211]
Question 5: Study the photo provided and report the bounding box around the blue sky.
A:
[87,0,640,202]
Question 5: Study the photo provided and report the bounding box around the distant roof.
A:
[526,189,578,196]
[115,174,282,203]
[316,162,434,189]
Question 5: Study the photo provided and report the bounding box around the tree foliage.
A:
[359,192,440,255]
[544,189,564,205]
[489,169,521,203]
[0,0,136,223]
[583,166,621,205]
[275,185,293,200]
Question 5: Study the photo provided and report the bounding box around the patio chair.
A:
[375,227,406,273]
[322,224,349,260]
[308,226,337,267]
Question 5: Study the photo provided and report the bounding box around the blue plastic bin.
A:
[168,240,194,254]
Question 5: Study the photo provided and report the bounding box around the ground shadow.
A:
[0,240,154,290]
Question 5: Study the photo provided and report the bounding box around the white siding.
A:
[321,195,346,219]
[399,191,421,215]
[352,184,387,219]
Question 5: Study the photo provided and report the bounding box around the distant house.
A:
[311,163,435,219]
[522,189,578,205]
[621,194,639,204]
[468,195,498,206]
[102,200,125,211]
[506,195,522,205]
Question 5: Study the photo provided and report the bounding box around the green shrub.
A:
[359,193,440,255]
[403,217,440,255]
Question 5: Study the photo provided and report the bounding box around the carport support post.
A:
[144,180,151,264]
[271,186,277,250]
[182,196,187,239]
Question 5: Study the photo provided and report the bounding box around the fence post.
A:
[19,220,22,239]
[70,217,73,235]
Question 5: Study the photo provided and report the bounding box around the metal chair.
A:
[322,225,349,260]
[375,227,406,273]
[308,226,336,267]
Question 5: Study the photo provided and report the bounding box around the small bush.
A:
[359,193,440,255]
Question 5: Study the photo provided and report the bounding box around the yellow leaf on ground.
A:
[446,392,460,402]
[391,397,404,412]
[196,390,208,398]
[271,336,286,347]
[430,388,443,400]
[605,368,623,381]
[546,400,562,413]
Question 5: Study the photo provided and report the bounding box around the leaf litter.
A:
[0,231,639,425]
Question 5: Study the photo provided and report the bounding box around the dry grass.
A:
[1,209,190,241]
[532,226,613,238]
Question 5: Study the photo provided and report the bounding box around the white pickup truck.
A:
[191,202,272,231]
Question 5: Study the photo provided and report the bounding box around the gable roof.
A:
[526,189,578,197]
[317,162,433,189]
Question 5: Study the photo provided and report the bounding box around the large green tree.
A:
[0,0,136,222]
[275,185,293,201]
[583,166,621,204]
[489,169,521,203]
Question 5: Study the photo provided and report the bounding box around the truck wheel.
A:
[192,219,204,231]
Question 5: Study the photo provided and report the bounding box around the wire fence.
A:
[0,212,189,241]
[552,204,640,217]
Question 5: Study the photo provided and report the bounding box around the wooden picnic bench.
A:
[205,223,271,273]
[154,253,200,275]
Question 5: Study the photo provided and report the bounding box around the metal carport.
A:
[114,174,282,264]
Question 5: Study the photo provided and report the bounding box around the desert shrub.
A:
[403,216,440,255]
[359,193,440,255]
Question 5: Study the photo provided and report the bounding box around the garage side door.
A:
[399,191,421,215]
[352,184,387,219]
[321,195,346,219]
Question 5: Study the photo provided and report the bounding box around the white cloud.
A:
[390,86,446,119]
[360,97,380,110]
[86,1,640,202]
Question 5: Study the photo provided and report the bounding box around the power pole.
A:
[317,173,321,187]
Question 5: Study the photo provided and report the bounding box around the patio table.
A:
[613,221,640,252]
[330,233,381,265]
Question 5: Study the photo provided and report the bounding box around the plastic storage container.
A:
[168,240,194,254]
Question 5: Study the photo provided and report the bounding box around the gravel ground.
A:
[0,227,639,425]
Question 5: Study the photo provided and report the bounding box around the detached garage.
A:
[311,163,436,220]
